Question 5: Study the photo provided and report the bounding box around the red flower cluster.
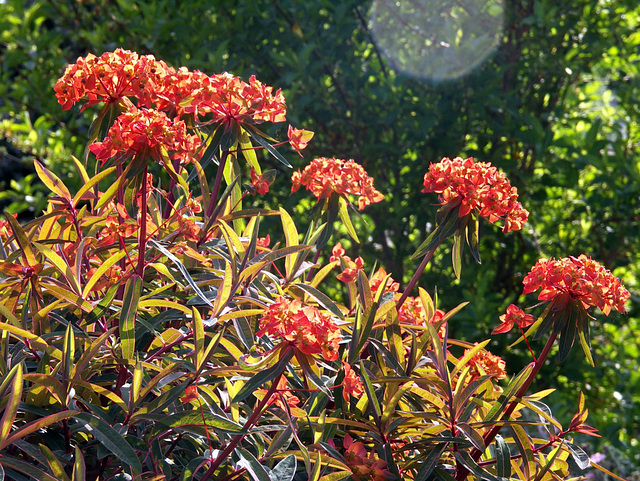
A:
[330,243,364,283]
[342,362,365,402]
[291,158,385,210]
[180,72,286,127]
[89,107,201,164]
[54,48,169,110]
[258,296,342,361]
[256,377,301,411]
[368,267,399,298]
[522,255,630,315]
[343,435,389,481]
[422,157,529,232]
[492,304,536,335]
[464,346,507,381]
[398,299,447,336]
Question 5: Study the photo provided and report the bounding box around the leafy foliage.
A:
[0,48,630,481]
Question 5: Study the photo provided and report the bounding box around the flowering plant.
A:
[0,49,629,481]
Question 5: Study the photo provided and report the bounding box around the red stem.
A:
[137,164,148,278]
[454,331,558,481]
[395,245,438,312]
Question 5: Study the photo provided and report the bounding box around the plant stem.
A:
[200,347,291,480]
[137,164,148,278]
[395,245,437,312]
[454,331,558,481]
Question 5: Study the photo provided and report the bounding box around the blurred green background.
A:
[1,0,638,475]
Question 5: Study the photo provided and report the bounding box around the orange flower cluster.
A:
[89,107,201,164]
[422,157,529,232]
[255,377,301,411]
[179,72,286,127]
[464,345,507,381]
[55,49,288,130]
[369,267,399,298]
[54,48,169,110]
[258,296,341,361]
[343,435,389,481]
[291,158,385,210]
[330,243,364,283]
[398,300,447,336]
[522,255,630,315]
[492,304,536,335]
[342,362,365,402]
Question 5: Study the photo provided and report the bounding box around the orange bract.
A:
[180,72,286,127]
[54,48,169,110]
[492,304,536,335]
[522,255,629,315]
[258,296,342,361]
[89,107,201,164]
[342,362,365,402]
[291,157,385,210]
[464,346,507,381]
[422,156,529,232]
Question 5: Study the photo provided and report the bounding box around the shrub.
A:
[0,49,630,481]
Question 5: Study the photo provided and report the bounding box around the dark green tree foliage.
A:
[1,0,638,468]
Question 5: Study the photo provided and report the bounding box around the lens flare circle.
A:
[370,0,505,80]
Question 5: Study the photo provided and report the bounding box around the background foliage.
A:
[1,0,638,474]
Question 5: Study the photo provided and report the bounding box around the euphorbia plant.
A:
[0,49,630,481]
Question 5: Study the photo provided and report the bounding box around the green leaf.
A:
[232,348,294,404]
[338,196,359,243]
[359,361,381,422]
[39,444,71,481]
[457,422,485,452]
[237,448,272,481]
[414,444,446,481]
[246,126,292,168]
[293,283,344,320]
[494,434,511,479]
[149,239,214,308]
[483,363,533,422]
[557,302,577,362]
[146,411,245,436]
[0,410,79,450]
[74,412,142,474]
[279,207,300,279]
[510,424,534,480]
[0,363,22,447]
[452,230,462,279]
[72,445,86,481]
[34,160,71,202]
[270,454,297,481]
[0,455,60,481]
[120,274,142,361]
[71,166,117,208]
[454,450,499,481]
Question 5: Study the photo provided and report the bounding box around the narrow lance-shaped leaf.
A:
[494,434,511,479]
[34,160,72,202]
[120,274,142,361]
[511,424,535,480]
[0,363,22,446]
[74,412,142,473]
[232,348,294,404]
[236,448,271,481]
[72,445,86,481]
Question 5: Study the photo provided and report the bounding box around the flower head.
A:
[258,296,342,361]
[89,107,201,164]
[291,157,384,210]
[54,49,169,110]
[422,156,529,232]
[342,362,365,402]
[255,377,301,411]
[288,125,314,155]
[522,255,629,315]
[343,435,389,481]
[398,299,447,337]
[181,72,286,127]
[492,304,536,335]
[464,345,507,381]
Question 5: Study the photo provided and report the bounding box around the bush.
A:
[0,48,631,481]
